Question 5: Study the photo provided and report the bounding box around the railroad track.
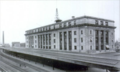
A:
[0,51,49,72]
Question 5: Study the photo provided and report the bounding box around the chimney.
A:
[3,31,4,44]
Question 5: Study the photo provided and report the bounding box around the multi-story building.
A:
[25,16,116,53]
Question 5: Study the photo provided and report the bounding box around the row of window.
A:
[95,20,108,26]
[27,45,91,51]
[26,21,76,34]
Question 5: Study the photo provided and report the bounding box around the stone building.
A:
[12,42,20,48]
[25,16,116,53]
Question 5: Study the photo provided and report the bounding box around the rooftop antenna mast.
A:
[55,0,62,23]
[56,8,59,20]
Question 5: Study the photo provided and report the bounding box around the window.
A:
[54,34,55,37]
[54,45,56,49]
[49,46,51,49]
[96,46,99,50]
[54,25,55,29]
[112,33,113,35]
[74,46,77,50]
[74,38,76,43]
[90,30,92,34]
[95,20,98,25]
[101,30,104,36]
[43,46,45,49]
[101,45,104,50]
[49,26,51,30]
[69,46,72,50]
[35,40,37,43]
[105,22,108,26]
[90,46,92,50]
[59,24,62,28]
[81,46,83,50]
[74,20,76,25]
[101,21,103,25]
[90,39,92,42]
[54,39,56,43]
[60,46,62,50]
[81,38,83,42]
[64,22,66,27]
[81,30,83,34]
[74,31,76,35]
[60,32,62,37]
[44,27,46,31]
[68,22,71,26]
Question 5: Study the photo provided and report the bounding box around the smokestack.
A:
[3,31,4,44]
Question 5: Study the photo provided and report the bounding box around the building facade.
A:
[20,43,26,48]
[25,16,116,53]
[12,42,20,48]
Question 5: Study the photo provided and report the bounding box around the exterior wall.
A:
[109,29,115,52]
[79,27,95,53]
[26,36,29,48]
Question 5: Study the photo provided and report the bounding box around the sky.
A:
[0,0,119,45]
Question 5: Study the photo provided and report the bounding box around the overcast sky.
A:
[0,0,119,45]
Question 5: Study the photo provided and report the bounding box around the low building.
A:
[3,44,10,47]
[12,42,20,48]
[20,43,26,48]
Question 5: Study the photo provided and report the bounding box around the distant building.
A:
[0,43,10,47]
[12,42,20,48]
[25,15,116,53]
[20,43,26,48]
[3,44,10,47]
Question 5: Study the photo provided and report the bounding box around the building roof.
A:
[25,15,115,32]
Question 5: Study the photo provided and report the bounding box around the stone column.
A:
[103,30,106,51]
[44,34,46,49]
[62,32,64,50]
[98,30,101,52]
[67,31,69,51]
[42,35,43,49]
[48,34,49,49]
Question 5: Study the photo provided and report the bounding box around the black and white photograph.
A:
[0,0,120,72]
